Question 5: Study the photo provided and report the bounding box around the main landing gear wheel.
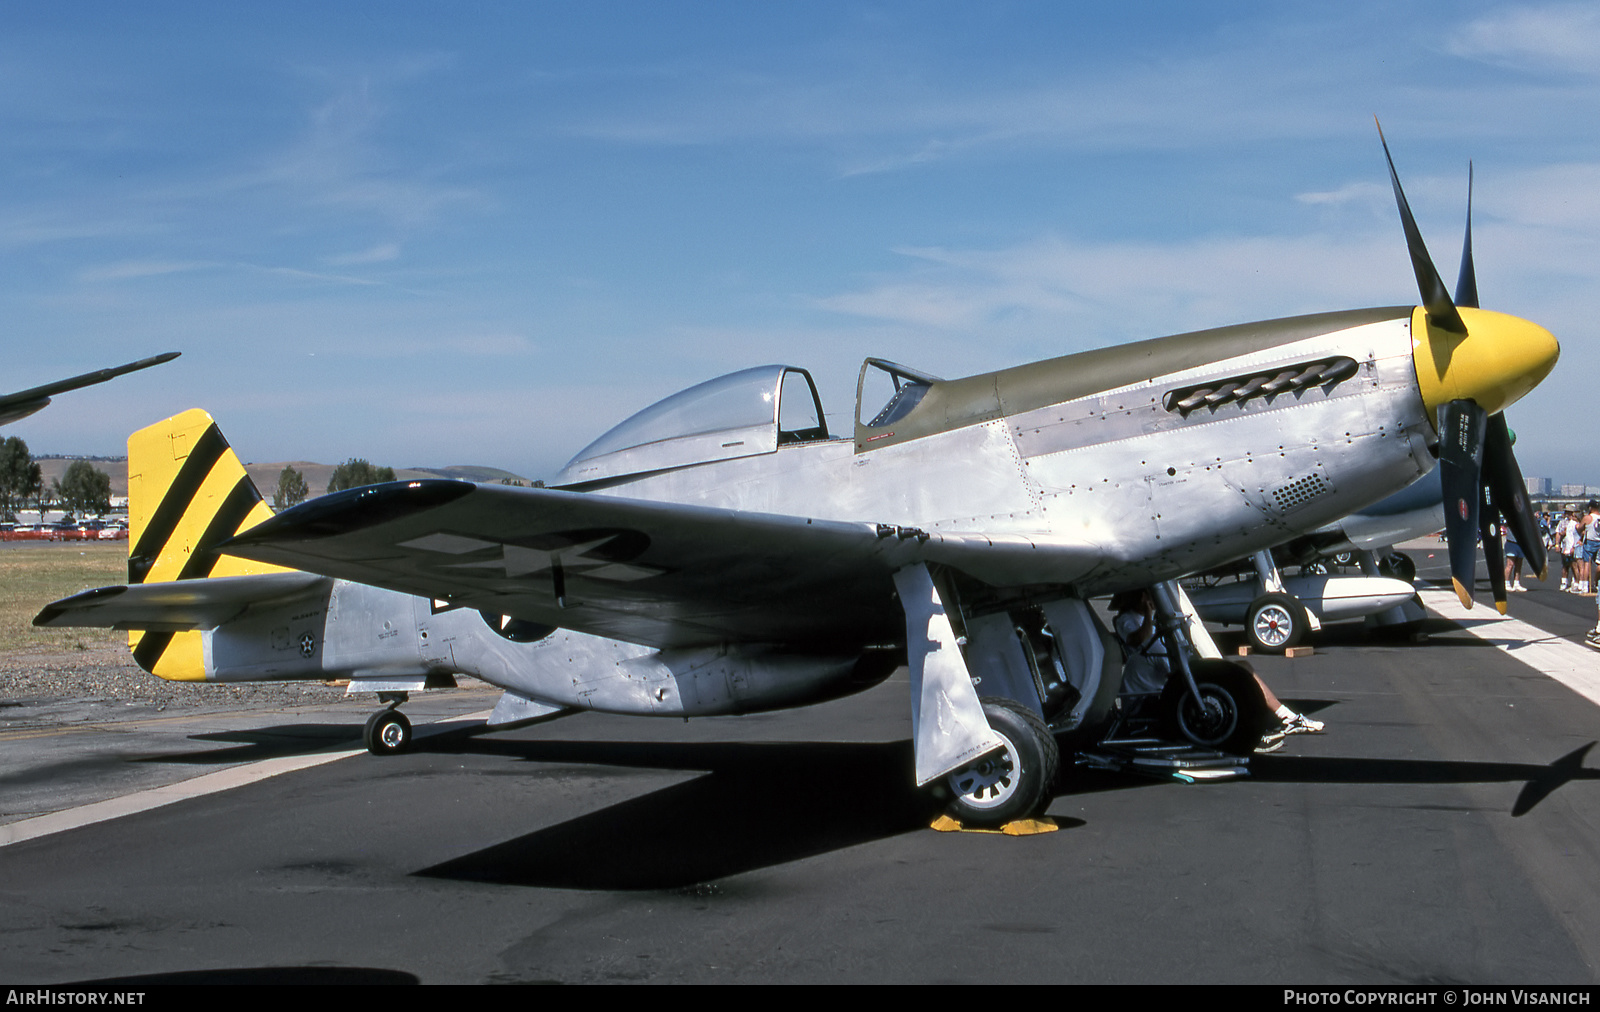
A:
[1159,660,1273,756]
[941,697,1057,828]
[364,708,412,755]
[1246,592,1307,654]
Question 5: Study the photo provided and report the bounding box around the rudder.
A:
[126,409,289,679]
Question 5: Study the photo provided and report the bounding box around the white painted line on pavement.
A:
[1418,589,1600,709]
[0,748,363,847]
[0,709,495,847]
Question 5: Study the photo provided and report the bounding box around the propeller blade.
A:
[1455,162,1479,310]
[1438,399,1488,608]
[1479,486,1508,615]
[1483,414,1549,581]
[1377,119,1467,335]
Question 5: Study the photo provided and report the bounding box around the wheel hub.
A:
[947,735,1020,810]
[380,720,406,749]
[1178,685,1239,744]
[1253,605,1293,647]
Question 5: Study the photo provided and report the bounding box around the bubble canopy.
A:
[554,365,828,486]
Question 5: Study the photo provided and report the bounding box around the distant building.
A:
[1562,484,1588,498]
[1526,476,1555,496]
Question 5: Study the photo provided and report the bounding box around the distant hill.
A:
[248,462,534,499]
[33,457,533,505]
[35,458,130,498]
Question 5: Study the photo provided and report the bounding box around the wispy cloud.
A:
[326,242,401,266]
[77,259,213,283]
[368,332,534,357]
[1447,3,1600,76]
[1295,182,1389,207]
[813,230,1410,356]
[247,263,386,287]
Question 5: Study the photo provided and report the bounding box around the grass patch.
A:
[0,543,127,653]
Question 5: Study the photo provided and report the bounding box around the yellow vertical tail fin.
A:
[126,409,289,679]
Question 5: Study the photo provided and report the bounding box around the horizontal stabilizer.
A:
[34,571,330,632]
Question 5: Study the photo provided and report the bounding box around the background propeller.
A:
[1380,131,1549,612]
[1454,164,1550,596]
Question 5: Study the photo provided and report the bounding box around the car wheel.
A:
[1246,592,1307,654]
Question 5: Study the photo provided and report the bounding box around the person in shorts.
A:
[1560,509,1582,591]
[1584,501,1600,595]
[1110,589,1324,753]
[1504,521,1526,592]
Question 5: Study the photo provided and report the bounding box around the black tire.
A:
[1246,592,1307,654]
[364,709,412,755]
[1380,551,1417,583]
[1159,660,1274,755]
[1008,700,1061,799]
[942,698,1055,827]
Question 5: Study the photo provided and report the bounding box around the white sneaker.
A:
[1284,713,1325,734]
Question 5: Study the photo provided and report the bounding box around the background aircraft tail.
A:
[125,408,289,679]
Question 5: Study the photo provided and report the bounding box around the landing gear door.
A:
[962,612,1046,719]
[1038,598,1120,733]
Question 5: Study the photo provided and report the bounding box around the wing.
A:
[220,480,1102,650]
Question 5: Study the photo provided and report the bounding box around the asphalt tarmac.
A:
[1,544,1598,985]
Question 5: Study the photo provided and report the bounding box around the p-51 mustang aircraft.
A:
[38,134,1559,827]
[0,352,180,427]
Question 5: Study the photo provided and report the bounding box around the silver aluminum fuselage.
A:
[573,313,1434,595]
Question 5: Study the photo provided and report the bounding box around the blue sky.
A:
[3,2,1597,484]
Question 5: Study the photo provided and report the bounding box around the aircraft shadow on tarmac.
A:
[1249,741,1597,818]
[413,734,1597,891]
[135,723,375,765]
[69,967,418,986]
[133,717,489,766]
[122,710,1597,889]
[417,737,988,891]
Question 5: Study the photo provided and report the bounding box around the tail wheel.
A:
[1380,552,1417,583]
[364,709,412,755]
[1159,660,1273,755]
[942,697,1056,827]
[1246,592,1307,654]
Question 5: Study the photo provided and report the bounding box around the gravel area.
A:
[0,642,352,712]
[0,641,498,729]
